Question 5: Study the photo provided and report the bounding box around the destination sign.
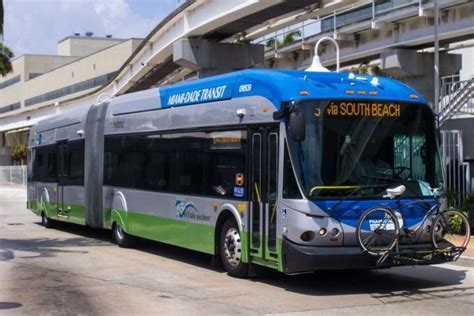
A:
[317,101,402,118]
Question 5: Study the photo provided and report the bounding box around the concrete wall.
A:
[0,39,142,120]
[57,36,125,57]
[23,55,80,80]
[453,47,474,81]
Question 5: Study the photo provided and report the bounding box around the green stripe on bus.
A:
[28,200,251,263]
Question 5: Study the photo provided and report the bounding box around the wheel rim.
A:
[432,211,470,249]
[223,227,242,267]
[358,208,399,255]
[115,224,125,241]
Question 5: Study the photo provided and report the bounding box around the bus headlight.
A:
[300,231,315,242]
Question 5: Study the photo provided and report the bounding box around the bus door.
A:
[249,126,279,263]
[56,142,69,220]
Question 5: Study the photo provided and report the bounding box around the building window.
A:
[0,102,21,114]
[0,75,21,90]
[29,73,43,80]
[24,71,117,107]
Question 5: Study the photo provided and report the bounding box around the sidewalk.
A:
[464,237,474,258]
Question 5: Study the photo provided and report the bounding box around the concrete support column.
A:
[173,38,264,78]
[380,49,461,106]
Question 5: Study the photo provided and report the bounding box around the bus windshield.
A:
[286,100,443,199]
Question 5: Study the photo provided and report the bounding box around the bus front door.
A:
[249,126,279,266]
[56,142,69,220]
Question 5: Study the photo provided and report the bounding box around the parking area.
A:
[0,186,473,315]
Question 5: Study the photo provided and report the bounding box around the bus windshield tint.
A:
[286,100,443,198]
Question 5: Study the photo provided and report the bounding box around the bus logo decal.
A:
[175,199,198,218]
[166,85,228,107]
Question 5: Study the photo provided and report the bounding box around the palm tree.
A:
[282,30,301,46]
[0,42,13,77]
[266,30,302,50]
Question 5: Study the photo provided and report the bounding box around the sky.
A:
[3,0,180,57]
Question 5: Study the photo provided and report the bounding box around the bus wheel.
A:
[220,219,248,278]
[41,212,55,228]
[113,222,136,248]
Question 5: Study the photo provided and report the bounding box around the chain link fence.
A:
[0,166,27,186]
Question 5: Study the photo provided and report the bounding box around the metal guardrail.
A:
[255,0,420,51]
[440,130,471,205]
[0,165,27,186]
[439,76,474,124]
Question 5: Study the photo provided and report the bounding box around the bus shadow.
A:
[34,221,112,243]
[26,222,471,298]
[138,239,221,271]
[34,221,222,272]
[252,265,471,297]
[0,236,103,261]
[1,222,112,262]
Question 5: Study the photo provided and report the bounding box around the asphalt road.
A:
[1,186,473,315]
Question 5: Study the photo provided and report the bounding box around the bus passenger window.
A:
[46,148,57,182]
[208,131,247,199]
[283,144,302,199]
[144,136,170,192]
[66,140,84,185]
[169,132,207,195]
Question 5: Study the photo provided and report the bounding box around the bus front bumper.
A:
[281,237,456,274]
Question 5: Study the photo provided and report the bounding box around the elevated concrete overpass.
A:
[0,0,472,129]
[0,0,349,129]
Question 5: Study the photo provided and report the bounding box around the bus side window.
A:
[66,140,85,185]
[46,147,57,182]
[32,148,44,181]
[283,144,302,199]
[30,145,56,183]
[170,133,207,195]
[145,137,170,192]
[208,130,247,199]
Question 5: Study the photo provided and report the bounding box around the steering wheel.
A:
[393,166,412,179]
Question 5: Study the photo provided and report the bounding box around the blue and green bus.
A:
[27,69,468,277]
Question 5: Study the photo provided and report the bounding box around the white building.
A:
[0,35,142,165]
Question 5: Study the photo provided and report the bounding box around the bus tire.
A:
[220,219,248,278]
[113,222,136,248]
[41,211,55,228]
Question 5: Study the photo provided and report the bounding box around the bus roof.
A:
[30,69,428,137]
[157,68,427,109]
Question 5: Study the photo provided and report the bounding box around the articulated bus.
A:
[27,69,469,277]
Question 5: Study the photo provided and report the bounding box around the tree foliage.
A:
[351,63,385,77]
[266,30,302,50]
[0,43,14,77]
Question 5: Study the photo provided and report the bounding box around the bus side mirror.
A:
[289,109,305,141]
[273,109,285,120]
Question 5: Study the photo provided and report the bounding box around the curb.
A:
[453,255,474,267]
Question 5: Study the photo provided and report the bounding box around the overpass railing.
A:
[439,75,474,124]
[0,165,27,186]
[256,0,420,51]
